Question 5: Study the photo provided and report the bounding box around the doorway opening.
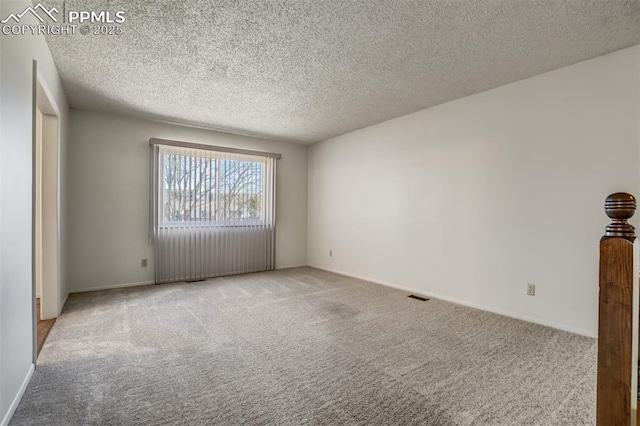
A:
[33,61,61,359]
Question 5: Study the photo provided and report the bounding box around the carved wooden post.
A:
[598,192,639,426]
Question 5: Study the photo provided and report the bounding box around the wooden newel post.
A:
[598,192,639,426]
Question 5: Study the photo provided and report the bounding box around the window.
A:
[159,146,266,226]
[150,140,279,283]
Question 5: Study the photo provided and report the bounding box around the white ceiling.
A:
[43,1,639,143]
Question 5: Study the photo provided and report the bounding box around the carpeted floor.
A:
[11,267,596,425]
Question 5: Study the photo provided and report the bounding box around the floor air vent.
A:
[408,294,429,301]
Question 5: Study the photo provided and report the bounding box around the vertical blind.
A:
[150,140,278,284]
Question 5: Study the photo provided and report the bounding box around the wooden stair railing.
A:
[597,192,639,426]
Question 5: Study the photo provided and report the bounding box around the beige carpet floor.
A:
[11,267,596,425]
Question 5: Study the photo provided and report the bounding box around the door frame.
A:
[32,60,62,363]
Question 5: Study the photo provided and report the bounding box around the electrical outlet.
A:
[329,250,333,257]
[141,259,148,268]
[527,283,535,296]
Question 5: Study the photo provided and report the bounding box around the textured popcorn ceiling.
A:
[42,1,639,143]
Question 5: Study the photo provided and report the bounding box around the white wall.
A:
[308,45,640,337]
[0,1,70,424]
[40,113,60,320]
[67,110,308,292]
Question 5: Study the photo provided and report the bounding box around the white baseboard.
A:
[1,363,35,426]
[308,264,597,338]
[71,280,154,293]
[276,264,308,270]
